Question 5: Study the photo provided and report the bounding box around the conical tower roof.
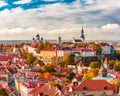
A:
[103,57,109,65]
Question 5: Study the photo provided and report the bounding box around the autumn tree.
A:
[89,68,99,76]
[109,60,115,70]
[36,43,44,53]
[44,72,51,79]
[33,59,44,66]
[89,61,100,69]
[78,42,87,48]
[57,61,66,67]
[113,61,120,71]
[63,54,70,66]
[43,64,55,72]
[91,43,102,54]
[0,88,8,96]
[82,72,94,80]
[26,53,36,64]
[43,41,52,47]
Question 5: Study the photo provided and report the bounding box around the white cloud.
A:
[0,0,119,40]
[14,0,31,4]
[85,0,95,4]
[0,1,7,7]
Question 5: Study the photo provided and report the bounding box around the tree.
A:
[109,60,115,70]
[0,88,8,96]
[57,61,66,67]
[43,41,52,47]
[89,68,99,76]
[33,59,44,66]
[89,61,100,69]
[67,72,76,80]
[78,42,87,48]
[63,54,70,66]
[26,53,36,64]
[36,43,44,53]
[43,64,55,72]
[82,72,94,80]
[44,72,51,79]
[113,61,120,71]
[91,43,102,54]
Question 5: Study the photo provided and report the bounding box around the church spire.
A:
[80,26,85,42]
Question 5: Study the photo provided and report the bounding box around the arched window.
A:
[82,86,87,94]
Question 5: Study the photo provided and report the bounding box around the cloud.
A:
[13,0,31,4]
[0,0,119,40]
[0,1,7,7]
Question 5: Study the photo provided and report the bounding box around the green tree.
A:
[109,60,115,70]
[67,72,76,80]
[113,61,120,71]
[26,53,36,64]
[0,88,8,96]
[89,61,100,69]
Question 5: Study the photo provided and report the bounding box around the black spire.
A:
[80,26,85,41]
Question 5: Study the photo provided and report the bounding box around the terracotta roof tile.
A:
[75,80,114,91]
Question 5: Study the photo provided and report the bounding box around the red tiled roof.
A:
[75,80,114,91]
[73,48,95,52]
[99,43,110,46]
[0,56,11,61]
[42,47,55,51]
[26,72,37,78]
[30,44,38,48]
[29,85,43,96]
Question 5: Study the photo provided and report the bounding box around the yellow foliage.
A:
[82,72,94,80]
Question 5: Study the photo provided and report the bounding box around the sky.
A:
[0,0,119,40]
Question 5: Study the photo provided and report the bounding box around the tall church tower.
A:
[80,26,85,42]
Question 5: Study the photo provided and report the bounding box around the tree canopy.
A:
[89,61,101,69]
[0,88,8,96]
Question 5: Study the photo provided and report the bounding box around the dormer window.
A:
[104,86,107,90]
[82,86,87,94]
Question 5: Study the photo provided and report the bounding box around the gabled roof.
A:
[29,83,61,96]
[75,80,114,91]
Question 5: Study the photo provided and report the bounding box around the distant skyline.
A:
[0,0,119,40]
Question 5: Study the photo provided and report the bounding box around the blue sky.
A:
[0,0,119,40]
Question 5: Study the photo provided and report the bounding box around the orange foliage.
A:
[44,72,51,79]
[89,68,99,76]
[82,68,88,74]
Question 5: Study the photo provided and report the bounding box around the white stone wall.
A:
[102,46,111,54]
[81,51,96,57]
[75,90,113,96]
